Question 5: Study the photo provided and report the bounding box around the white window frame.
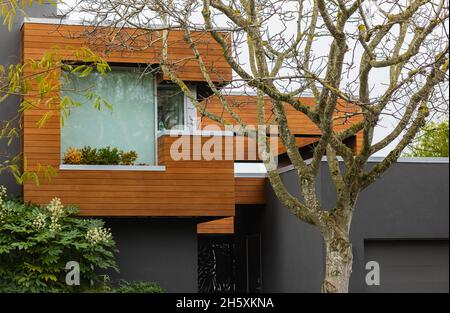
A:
[156,84,198,134]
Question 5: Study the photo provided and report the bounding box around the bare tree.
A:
[64,0,448,292]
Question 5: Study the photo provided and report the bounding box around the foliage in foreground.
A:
[405,120,449,157]
[0,186,165,293]
[113,280,166,293]
[0,186,118,292]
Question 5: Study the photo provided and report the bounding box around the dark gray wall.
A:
[105,218,198,293]
[364,240,448,292]
[259,160,449,292]
[0,3,56,196]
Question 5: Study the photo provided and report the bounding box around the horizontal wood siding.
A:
[199,95,363,135]
[23,134,235,216]
[197,217,234,234]
[21,22,236,217]
[354,130,365,154]
[200,177,266,233]
[198,95,362,161]
[235,177,266,205]
[22,22,232,82]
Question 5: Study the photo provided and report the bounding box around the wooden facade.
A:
[198,94,364,158]
[235,177,266,205]
[21,21,363,232]
[198,94,363,136]
[21,21,235,217]
[197,217,234,234]
[24,134,236,217]
[21,22,232,83]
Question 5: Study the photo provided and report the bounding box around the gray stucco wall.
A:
[0,3,56,196]
[105,218,198,293]
[260,159,449,292]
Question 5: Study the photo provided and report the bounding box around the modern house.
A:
[1,5,448,293]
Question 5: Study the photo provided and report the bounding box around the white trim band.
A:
[234,172,267,178]
[59,164,166,171]
[157,130,234,138]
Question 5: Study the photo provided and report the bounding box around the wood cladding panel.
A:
[199,177,266,234]
[22,22,232,83]
[354,130,364,155]
[235,177,266,205]
[199,95,363,136]
[23,134,235,217]
[197,217,234,234]
[21,22,236,217]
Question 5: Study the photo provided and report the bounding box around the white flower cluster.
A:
[46,198,64,217]
[32,213,47,230]
[0,185,10,221]
[46,197,65,232]
[86,227,112,246]
[0,185,6,208]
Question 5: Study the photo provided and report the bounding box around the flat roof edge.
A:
[234,173,267,178]
[23,17,72,25]
[366,157,449,164]
[278,157,449,174]
[22,17,233,32]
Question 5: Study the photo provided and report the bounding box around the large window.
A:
[60,68,156,165]
[157,85,185,131]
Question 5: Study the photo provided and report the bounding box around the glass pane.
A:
[157,85,185,130]
[61,69,156,165]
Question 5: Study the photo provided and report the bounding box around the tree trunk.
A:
[321,234,353,293]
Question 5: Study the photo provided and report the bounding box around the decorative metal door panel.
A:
[198,236,236,293]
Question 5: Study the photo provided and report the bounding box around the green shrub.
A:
[113,280,165,293]
[80,146,98,165]
[0,186,118,293]
[96,146,121,165]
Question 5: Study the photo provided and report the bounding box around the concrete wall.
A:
[260,159,449,292]
[105,218,198,293]
[0,3,56,196]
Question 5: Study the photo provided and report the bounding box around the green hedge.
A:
[0,186,163,293]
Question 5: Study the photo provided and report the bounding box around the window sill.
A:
[157,129,234,138]
[59,164,166,171]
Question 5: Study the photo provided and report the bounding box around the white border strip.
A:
[60,164,166,171]
[22,17,234,31]
[368,157,449,164]
[234,172,267,178]
[157,130,234,138]
[222,89,315,98]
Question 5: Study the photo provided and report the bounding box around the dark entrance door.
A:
[198,235,236,293]
[246,234,262,293]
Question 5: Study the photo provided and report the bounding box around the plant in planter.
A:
[63,146,140,165]
[97,146,121,165]
[120,150,138,165]
[63,147,82,164]
[80,146,98,165]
